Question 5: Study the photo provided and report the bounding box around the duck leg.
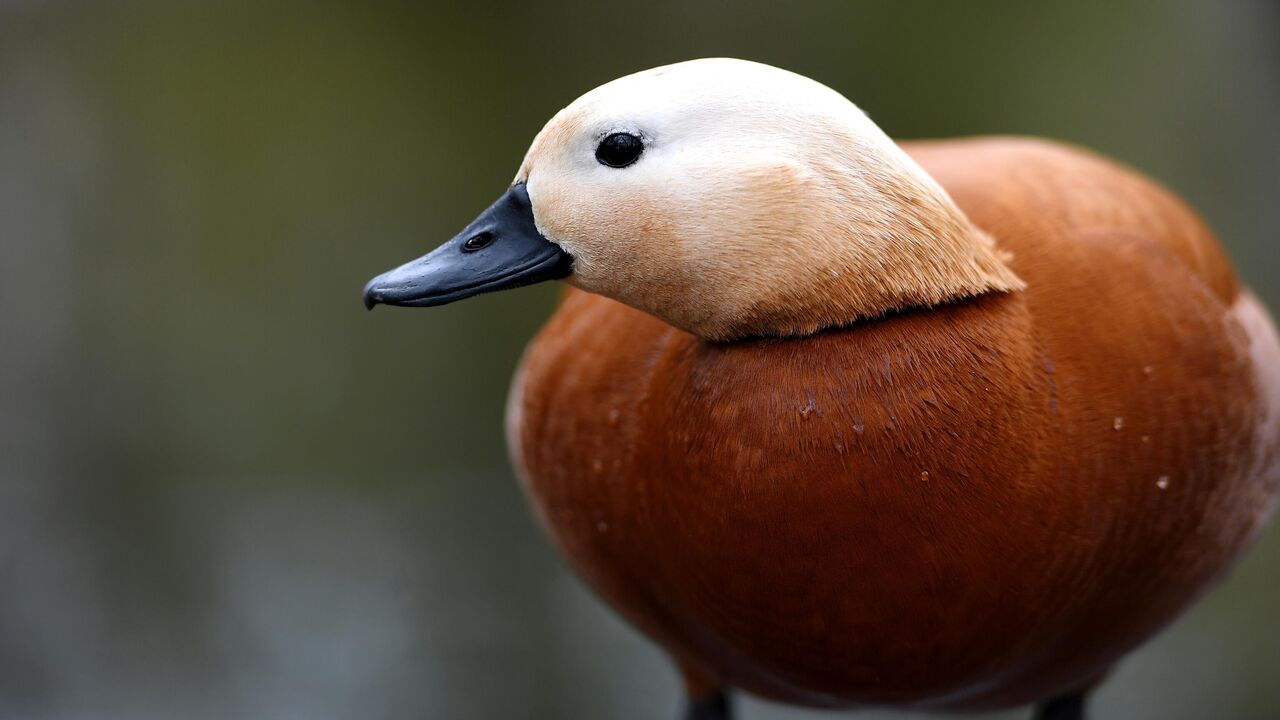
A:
[1034,691,1086,720]
[684,689,730,720]
[680,664,731,720]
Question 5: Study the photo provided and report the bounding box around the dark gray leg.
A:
[684,689,730,720]
[1035,691,1086,720]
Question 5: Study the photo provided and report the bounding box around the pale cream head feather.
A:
[516,58,1024,341]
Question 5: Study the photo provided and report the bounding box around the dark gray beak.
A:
[362,183,572,310]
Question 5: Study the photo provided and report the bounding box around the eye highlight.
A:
[596,132,644,168]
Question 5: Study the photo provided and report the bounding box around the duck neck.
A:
[691,143,1025,341]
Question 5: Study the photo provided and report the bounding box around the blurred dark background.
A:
[2,1,1278,718]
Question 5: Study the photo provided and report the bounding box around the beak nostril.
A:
[463,232,495,252]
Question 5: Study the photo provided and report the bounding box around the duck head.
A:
[364,58,1023,341]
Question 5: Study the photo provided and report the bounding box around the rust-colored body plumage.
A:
[508,138,1280,710]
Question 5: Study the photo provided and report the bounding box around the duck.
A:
[363,58,1280,720]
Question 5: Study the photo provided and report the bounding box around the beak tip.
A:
[362,282,382,311]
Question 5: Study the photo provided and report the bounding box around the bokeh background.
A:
[2,1,1279,718]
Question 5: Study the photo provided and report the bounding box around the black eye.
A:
[596,132,644,168]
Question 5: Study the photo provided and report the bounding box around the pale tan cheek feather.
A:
[544,154,1024,342]
[712,158,1024,341]
[537,182,695,325]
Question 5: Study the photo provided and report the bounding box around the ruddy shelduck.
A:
[364,59,1280,720]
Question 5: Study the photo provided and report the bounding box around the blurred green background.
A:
[2,1,1278,718]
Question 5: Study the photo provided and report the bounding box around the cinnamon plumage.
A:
[365,59,1280,720]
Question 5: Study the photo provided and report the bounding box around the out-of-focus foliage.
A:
[1,1,1277,718]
